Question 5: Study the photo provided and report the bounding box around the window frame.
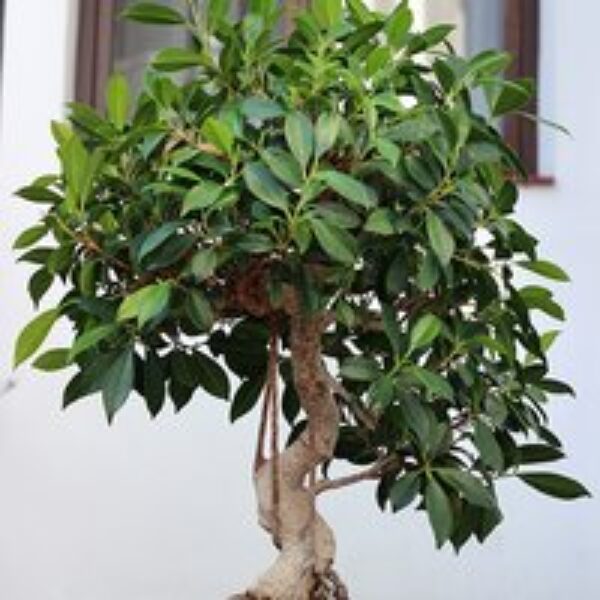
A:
[76,0,117,109]
[504,0,548,182]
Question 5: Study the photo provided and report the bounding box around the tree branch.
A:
[312,456,398,495]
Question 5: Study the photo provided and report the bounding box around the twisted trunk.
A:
[240,309,348,599]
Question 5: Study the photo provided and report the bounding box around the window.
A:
[76,1,544,179]
[371,0,544,181]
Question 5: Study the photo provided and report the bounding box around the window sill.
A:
[520,175,556,188]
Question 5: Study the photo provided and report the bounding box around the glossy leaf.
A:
[518,473,591,500]
[122,3,186,25]
[243,162,289,212]
[285,112,314,172]
[426,211,455,266]
[14,309,60,367]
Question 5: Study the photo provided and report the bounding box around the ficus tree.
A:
[12,0,589,598]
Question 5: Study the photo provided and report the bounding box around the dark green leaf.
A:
[182,181,222,215]
[315,113,341,159]
[426,478,453,547]
[241,97,284,121]
[409,314,443,353]
[437,469,496,509]
[243,162,289,212]
[230,376,264,422]
[518,473,591,500]
[285,112,314,172]
[426,211,455,266]
[195,353,230,399]
[122,3,186,25]
[390,472,420,511]
[474,421,505,471]
[261,148,303,189]
[102,349,135,423]
[340,357,380,382]
[143,350,166,417]
[311,218,357,265]
[319,171,375,210]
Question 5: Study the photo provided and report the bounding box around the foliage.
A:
[13,0,588,552]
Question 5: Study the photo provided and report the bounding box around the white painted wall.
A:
[0,1,598,599]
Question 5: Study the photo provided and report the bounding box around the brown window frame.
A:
[504,0,550,183]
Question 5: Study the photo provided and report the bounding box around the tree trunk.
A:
[238,309,349,599]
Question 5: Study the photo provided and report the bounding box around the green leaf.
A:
[489,79,534,117]
[382,303,402,355]
[33,348,71,372]
[426,478,453,548]
[69,324,118,360]
[408,366,453,400]
[195,353,229,399]
[311,218,357,265]
[426,211,455,266]
[121,2,186,25]
[241,97,284,121]
[14,309,60,367]
[230,376,264,422]
[518,260,570,282]
[340,357,380,382]
[437,469,496,509]
[118,282,171,327]
[519,286,565,321]
[28,269,53,307]
[312,0,343,29]
[261,149,304,189]
[190,249,218,281]
[517,444,565,466]
[201,116,235,156]
[385,2,413,49]
[16,185,63,204]
[102,349,135,423]
[474,421,505,471]
[390,472,420,512]
[318,171,375,210]
[186,290,215,331]
[243,162,289,212]
[138,222,181,262]
[409,314,443,353]
[315,113,341,159]
[285,112,314,172]
[364,208,396,236]
[106,73,129,130]
[152,48,204,71]
[518,473,591,500]
[13,225,48,250]
[143,350,166,417]
[182,181,222,215]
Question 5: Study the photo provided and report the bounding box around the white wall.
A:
[0,1,598,599]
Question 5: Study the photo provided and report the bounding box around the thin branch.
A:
[312,457,398,496]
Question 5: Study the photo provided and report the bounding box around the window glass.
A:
[112,0,191,93]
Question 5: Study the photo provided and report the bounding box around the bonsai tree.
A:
[12,1,589,598]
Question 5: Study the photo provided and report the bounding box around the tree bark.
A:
[239,308,348,599]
